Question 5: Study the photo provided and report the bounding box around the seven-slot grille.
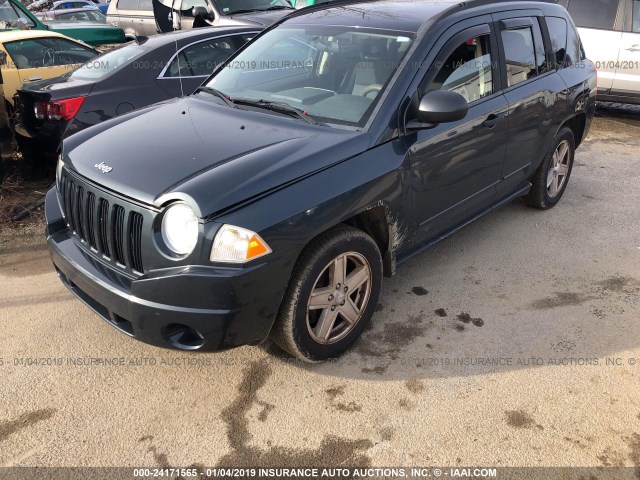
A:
[59,172,145,274]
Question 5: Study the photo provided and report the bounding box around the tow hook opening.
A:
[164,324,205,350]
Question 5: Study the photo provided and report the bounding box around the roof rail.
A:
[268,0,560,32]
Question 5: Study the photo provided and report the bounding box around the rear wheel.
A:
[524,127,575,209]
[271,225,382,362]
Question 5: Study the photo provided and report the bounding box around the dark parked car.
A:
[14,26,259,163]
[46,0,597,361]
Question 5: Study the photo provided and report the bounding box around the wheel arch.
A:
[340,203,396,277]
[560,113,587,148]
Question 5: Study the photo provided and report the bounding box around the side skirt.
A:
[396,182,532,267]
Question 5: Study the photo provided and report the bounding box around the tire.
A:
[271,225,383,362]
[524,127,576,209]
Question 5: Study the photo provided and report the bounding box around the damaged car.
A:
[47,0,597,361]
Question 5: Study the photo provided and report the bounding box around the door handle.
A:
[626,44,640,52]
[481,113,504,129]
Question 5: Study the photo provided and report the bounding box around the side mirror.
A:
[192,6,212,20]
[407,90,468,131]
[0,52,6,67]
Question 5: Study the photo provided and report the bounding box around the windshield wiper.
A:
[196,86,235,108]
[259,5,294,10]
[226,8,263,14]
[232,98,317,125]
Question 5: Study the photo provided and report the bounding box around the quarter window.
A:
[546,16,568,67]
[565,0,619,31]
[565,21,585,66]
[501,27,536,87]
[164,35,240,77]
[427,34,494,104]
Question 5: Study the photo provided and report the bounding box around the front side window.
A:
[164,36,241,77]
[208,26,414,127]
[566,0,619,30]
[501,27,537,87]
[4,37,96,69]
[633,0,640,32]
[427,34,494,104]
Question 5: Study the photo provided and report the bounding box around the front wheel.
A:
[271,225,383,362]
[524,127,576,209]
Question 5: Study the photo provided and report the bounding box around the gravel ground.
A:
[0,110,639,479]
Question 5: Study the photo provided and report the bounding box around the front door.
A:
[410,23,508,240]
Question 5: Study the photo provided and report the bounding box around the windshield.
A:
[0,0,36,29]
[55,9,106,22]
[70,44,145,80]
[212,0,292,15]
[207,26,414,127]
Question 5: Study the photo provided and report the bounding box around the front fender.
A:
[212,138,411,280]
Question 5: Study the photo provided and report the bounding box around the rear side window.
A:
[634,0,640,32]
[532,19,548,74]
[546,17,568,67]
[565,0,619,30]
[501,27,536,87]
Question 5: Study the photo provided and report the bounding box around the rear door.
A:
[560,0,624,94]
[611,0,640,97]
[493,11,568,195]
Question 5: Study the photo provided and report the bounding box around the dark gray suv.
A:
[46,0,597,362]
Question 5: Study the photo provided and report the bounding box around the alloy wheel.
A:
[306,252,372,344]
[547,139,571,198]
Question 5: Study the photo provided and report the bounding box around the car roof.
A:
[135,25,261,48]
[0,29,70,42]
[285,0,558,34]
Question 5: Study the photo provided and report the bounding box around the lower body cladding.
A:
[45,189,290,352]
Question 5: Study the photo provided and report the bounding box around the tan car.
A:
[0,30,98,113]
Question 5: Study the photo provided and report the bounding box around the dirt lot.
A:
[0,108,639,477]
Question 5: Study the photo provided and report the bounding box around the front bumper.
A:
[45,188,287,352]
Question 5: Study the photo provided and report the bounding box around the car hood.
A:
[63,97,369,218]
[227,9,292,26]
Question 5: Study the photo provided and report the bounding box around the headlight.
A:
[210,225,272,263]
[161,203,199,255]
[56,155,63,189]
